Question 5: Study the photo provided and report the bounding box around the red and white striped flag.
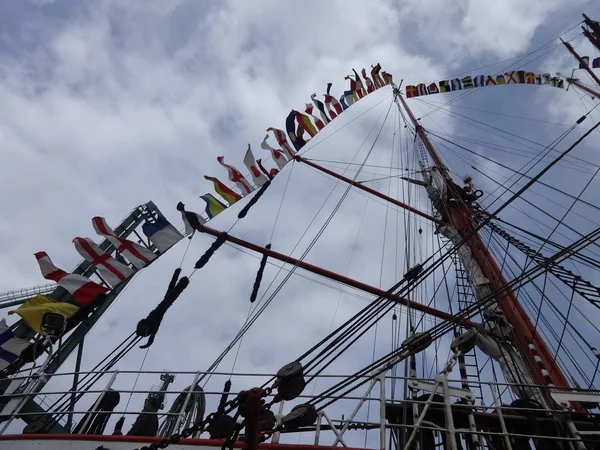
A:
[34,252,108,307]
[73,237,135,287]
[92,217,157,269]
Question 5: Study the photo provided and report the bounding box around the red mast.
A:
[396,93,572,391]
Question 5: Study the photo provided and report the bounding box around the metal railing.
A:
[1,369,599,449]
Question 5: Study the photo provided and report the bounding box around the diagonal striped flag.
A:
[35,252,108,307]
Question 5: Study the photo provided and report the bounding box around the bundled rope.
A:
[238,180,271,219]
[195,232,228,269]
[136,268,189,349]
[250,244,271,303]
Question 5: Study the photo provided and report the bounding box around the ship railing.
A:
[1,369,599,449]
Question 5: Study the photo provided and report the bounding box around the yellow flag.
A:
[8,295,79,333]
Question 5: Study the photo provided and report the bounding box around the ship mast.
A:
[395,92,573,393]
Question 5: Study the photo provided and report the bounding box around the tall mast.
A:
[560,39,600,87]
[395,92,573,392]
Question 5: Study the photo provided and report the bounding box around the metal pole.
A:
[294,156,441,225]
[379,373,387,450]
[77,371,119,434]
[271,401,285,444]
[566,77,600,100]
[172,371,201,433]
[441,374,457,450]
[314,412,322,446]
[198,224,477,328]
[333,378,378,446]
[66,339,85,431]
[490,383,513,450]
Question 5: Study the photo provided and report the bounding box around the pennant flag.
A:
[405,85,417,98]
[142,217,183,253]
[439,80,451,93]
[9,295,78,334]
[344,75,359,103]
[516,71,526,84]
[427,83,439,94]
[204,175,242,205]
[580,56,590,68]
[92,217,157,269]
[450,79,462,91]
[323,94,343,117]
[200,193,227,219]
[243,145,269,187]
[176,202,206,234]
[495,74,506,84]
[371,64,385,89]
[260,135,288,170]
[361,68,375,93]
[525,72,535,84]
[461,76,473,89]
[305,104,325,130]
[473,75,485,88]
[267,127,296,160]
[73,237,135,287]
[382,71,393,85]
[285,111,306,151]
[593,57,600,68]
[416,83,427,96]
[343,90,355,107]
[485,75,497,86]
[35,252,108,307]
[505,71,518,84]
[339,94,349,110]
[294,110,318,138]
[217,156,255,195]
[0,319,30,370]
[311,93,331,124]
[352,69,366,98]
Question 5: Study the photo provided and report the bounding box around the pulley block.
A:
[276,361,304,380]
[281,404,317,430]
[402,331,433,354]
[23,419,48,434]
[450,329,478,354]
[207,414,236,439]
[259,409,276,431]
[277,374,306,401]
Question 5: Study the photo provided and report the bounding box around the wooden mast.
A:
[395,92,573,392]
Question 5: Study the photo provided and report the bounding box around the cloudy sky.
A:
[1,0,600,446]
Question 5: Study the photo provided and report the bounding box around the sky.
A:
[1,0,600,446]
